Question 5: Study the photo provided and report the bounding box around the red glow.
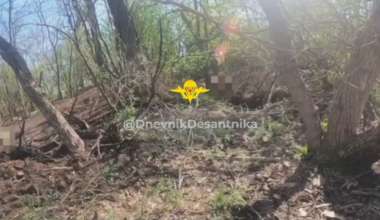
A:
[222,18,240,35]
[214,43,231,63]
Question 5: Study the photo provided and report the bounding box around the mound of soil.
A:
[1,87,114,153]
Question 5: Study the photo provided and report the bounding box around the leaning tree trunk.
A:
[0,36,85,156]
[258,0,322,149]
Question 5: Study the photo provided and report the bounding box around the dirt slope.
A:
[2,87,114,152]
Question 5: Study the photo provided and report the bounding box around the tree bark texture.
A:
[259,0,380,166]
[258,0,322,149]
[325,6,380,148]
[0,36,85,155]
[106,0,140,61]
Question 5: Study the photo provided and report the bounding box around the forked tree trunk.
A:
[323,0,380,144]
[324,4,380,161]
[323,5,380,163]
[325,8,380,148]
[0,36,85,156]
[258,0,322,149]
[259,0,380,164]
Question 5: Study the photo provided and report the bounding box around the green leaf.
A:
[301,145,308,155]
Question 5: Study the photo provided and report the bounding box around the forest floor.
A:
[1,88,380,220]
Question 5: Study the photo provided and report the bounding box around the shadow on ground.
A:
[229,155,380,220]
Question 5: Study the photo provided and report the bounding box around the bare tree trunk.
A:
[3,74,14,121]
[68,44,74,98]
[373,0,380,12]
[9,0,27,118]
[38,71,43,87]
[258,0,322,149]
[8,0,13,46]
[15,82,27,118]
[83,0,106,67]
[76,0,119,78]
[106,0,140,61]
[0,36,85,155]
[325,5,380,149]
[194,0,201,39]
[36,0,64,100]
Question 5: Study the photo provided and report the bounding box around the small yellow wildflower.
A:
[322,121,328,132]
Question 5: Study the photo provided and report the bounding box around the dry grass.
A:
[2,102,380,220]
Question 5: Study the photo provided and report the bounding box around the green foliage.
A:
[254,117,286,142]
[209,148,226,161]
[146,178,183,208]
[301,145,308,156]
[114,107,137,123]
[210,187,248,211]
[103,165,120,182]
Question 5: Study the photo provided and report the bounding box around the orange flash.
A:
[222,18,240,35]
[214,43,230,64]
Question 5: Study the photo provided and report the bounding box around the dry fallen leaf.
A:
[262,135,270,142]
[312,175,323,187]
[315,203,331,208]
[263,183,270,191]
[298,208,307,217]
[283,161,291,167]
[322,210,346,220]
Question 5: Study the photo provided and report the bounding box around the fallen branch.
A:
[89,130,103,157]
[351,190,380,198]
[63,111,90,130]
[0,35,86,156]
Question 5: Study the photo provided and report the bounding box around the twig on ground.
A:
[63,111,90,129]
[250,207,264,220]
[351,190,380,198]
[89,97,100,116]
[43,166,73,171]
[43,137,62,155]
[338,203,364,210]
[89,130,103,157]
[99,142,123,147]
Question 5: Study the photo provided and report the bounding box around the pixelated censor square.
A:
[209,75,234,98]
[0,127,16,152]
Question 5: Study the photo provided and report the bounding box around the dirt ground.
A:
[1,89,380,220]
